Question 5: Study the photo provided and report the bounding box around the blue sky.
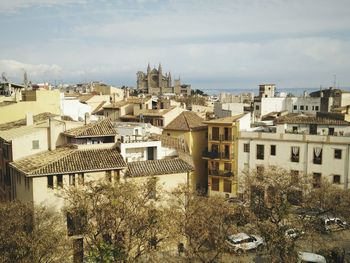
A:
[0,0,350,91]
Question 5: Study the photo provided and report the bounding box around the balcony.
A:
[291,155,299,162]
[220,134,234,141]
[209,169,233,177]
[202,150,220,159]
[313,157,322,165]
[209,134,220,141]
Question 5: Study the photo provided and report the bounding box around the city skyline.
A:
[1,0,350,90]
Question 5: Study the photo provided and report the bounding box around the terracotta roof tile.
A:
[164,111,206,131]
[204,113,246,124]
[78,94,94,103]
[276,113,350,125]
[63,118,116,138]
[11,147,126,176]
[126,158,193,178]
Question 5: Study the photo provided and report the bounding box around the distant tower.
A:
[147,62,151,74]
[168,72,172,88]
[158,63,162,88]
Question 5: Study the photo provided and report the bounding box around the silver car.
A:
[226,232,264,255]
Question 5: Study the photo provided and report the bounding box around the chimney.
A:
[84,113,90,125]
[49,117,56,151]
[26,112,33,126]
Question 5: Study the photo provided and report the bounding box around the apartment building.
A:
[237,113,350,194]
[163,111,207,190]
[203,113,251,197]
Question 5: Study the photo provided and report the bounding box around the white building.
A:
[214,102,245,118]
[237,114,350,194]
[60,93,92,121]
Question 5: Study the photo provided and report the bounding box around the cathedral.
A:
[136,63,191,96]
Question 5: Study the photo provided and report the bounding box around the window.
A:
[224,163,232,172]
[69,174,76,186]
[57,175,63,188]
[255,105,260,110]
[223,180,232,193]
[270,145,276,156]
[329,127,334,135]
[334,149,342,159]
[305,106,308,110]
[291,146,300,162]
[292,126,298,133]
[243,143,250,153]
[211,127,219,140]
[293,105,297,110]
[312,106,315,110]
[211,178,219,191]
[315,106,319,111]
[48,175,54,189]
[32,140,39,149]
[333,175,341,184]
[256,144,264,160]
[300,105,304,110]
[313,147,322,164]
[313,173,321,188]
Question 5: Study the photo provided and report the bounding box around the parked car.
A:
[298,251,327,263]
[226,232,264,255]
[285,228,304,239]
[319,216,347,233]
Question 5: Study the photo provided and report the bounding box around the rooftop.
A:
[204,113,246,125]
[78,94,95,103]
[139,106,175,117]
[11,146,126,177]
[126,158,193,178]
[0,112,57,131]
[164,111,206,131]
[63,118,116,138]
[276,113,350,126]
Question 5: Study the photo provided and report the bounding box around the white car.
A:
[298,252,326,263]
[226,232,264,255]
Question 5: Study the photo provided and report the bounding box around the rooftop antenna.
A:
[23,70,29,90]
[333,74,337,89]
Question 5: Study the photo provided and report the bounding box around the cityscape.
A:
[1,1,350,263]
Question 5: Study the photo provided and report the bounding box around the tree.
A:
[169,185,236,263]
[0,201,70,263]
[240,167,308,263]
[64,179,172,263]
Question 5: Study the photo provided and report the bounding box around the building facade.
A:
[203,113,251,197]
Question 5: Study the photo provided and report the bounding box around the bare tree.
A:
[64,179,173,263]
[0,201,70,263]
[169,184,236,263]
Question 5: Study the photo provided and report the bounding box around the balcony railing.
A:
[313,157,322,165]
[202,151,234,160]
[208,134,235,141]
[291,155,299,162]
[202,150,220,159]
[209,169,233,177]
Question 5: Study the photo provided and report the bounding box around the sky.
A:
[0,0,350,91]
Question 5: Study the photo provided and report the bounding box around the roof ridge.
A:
[182,112,191,130]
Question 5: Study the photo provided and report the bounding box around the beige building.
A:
[0,90,61,124]
[163,111,207,190]
[0,113,83,200]
[139,106,185,128]
[126,158,193,196]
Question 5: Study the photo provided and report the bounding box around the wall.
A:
[61,95,92,121]
[0,90,61,124]
[238,131,350,192]
[214,102,244,118]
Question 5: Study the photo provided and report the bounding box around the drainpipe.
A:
[345,145,349,190]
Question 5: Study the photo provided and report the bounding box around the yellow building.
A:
[163,111,207,191]
[0,90,61,124]
[203,114,250,197]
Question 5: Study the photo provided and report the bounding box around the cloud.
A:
[0,0,85,13]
